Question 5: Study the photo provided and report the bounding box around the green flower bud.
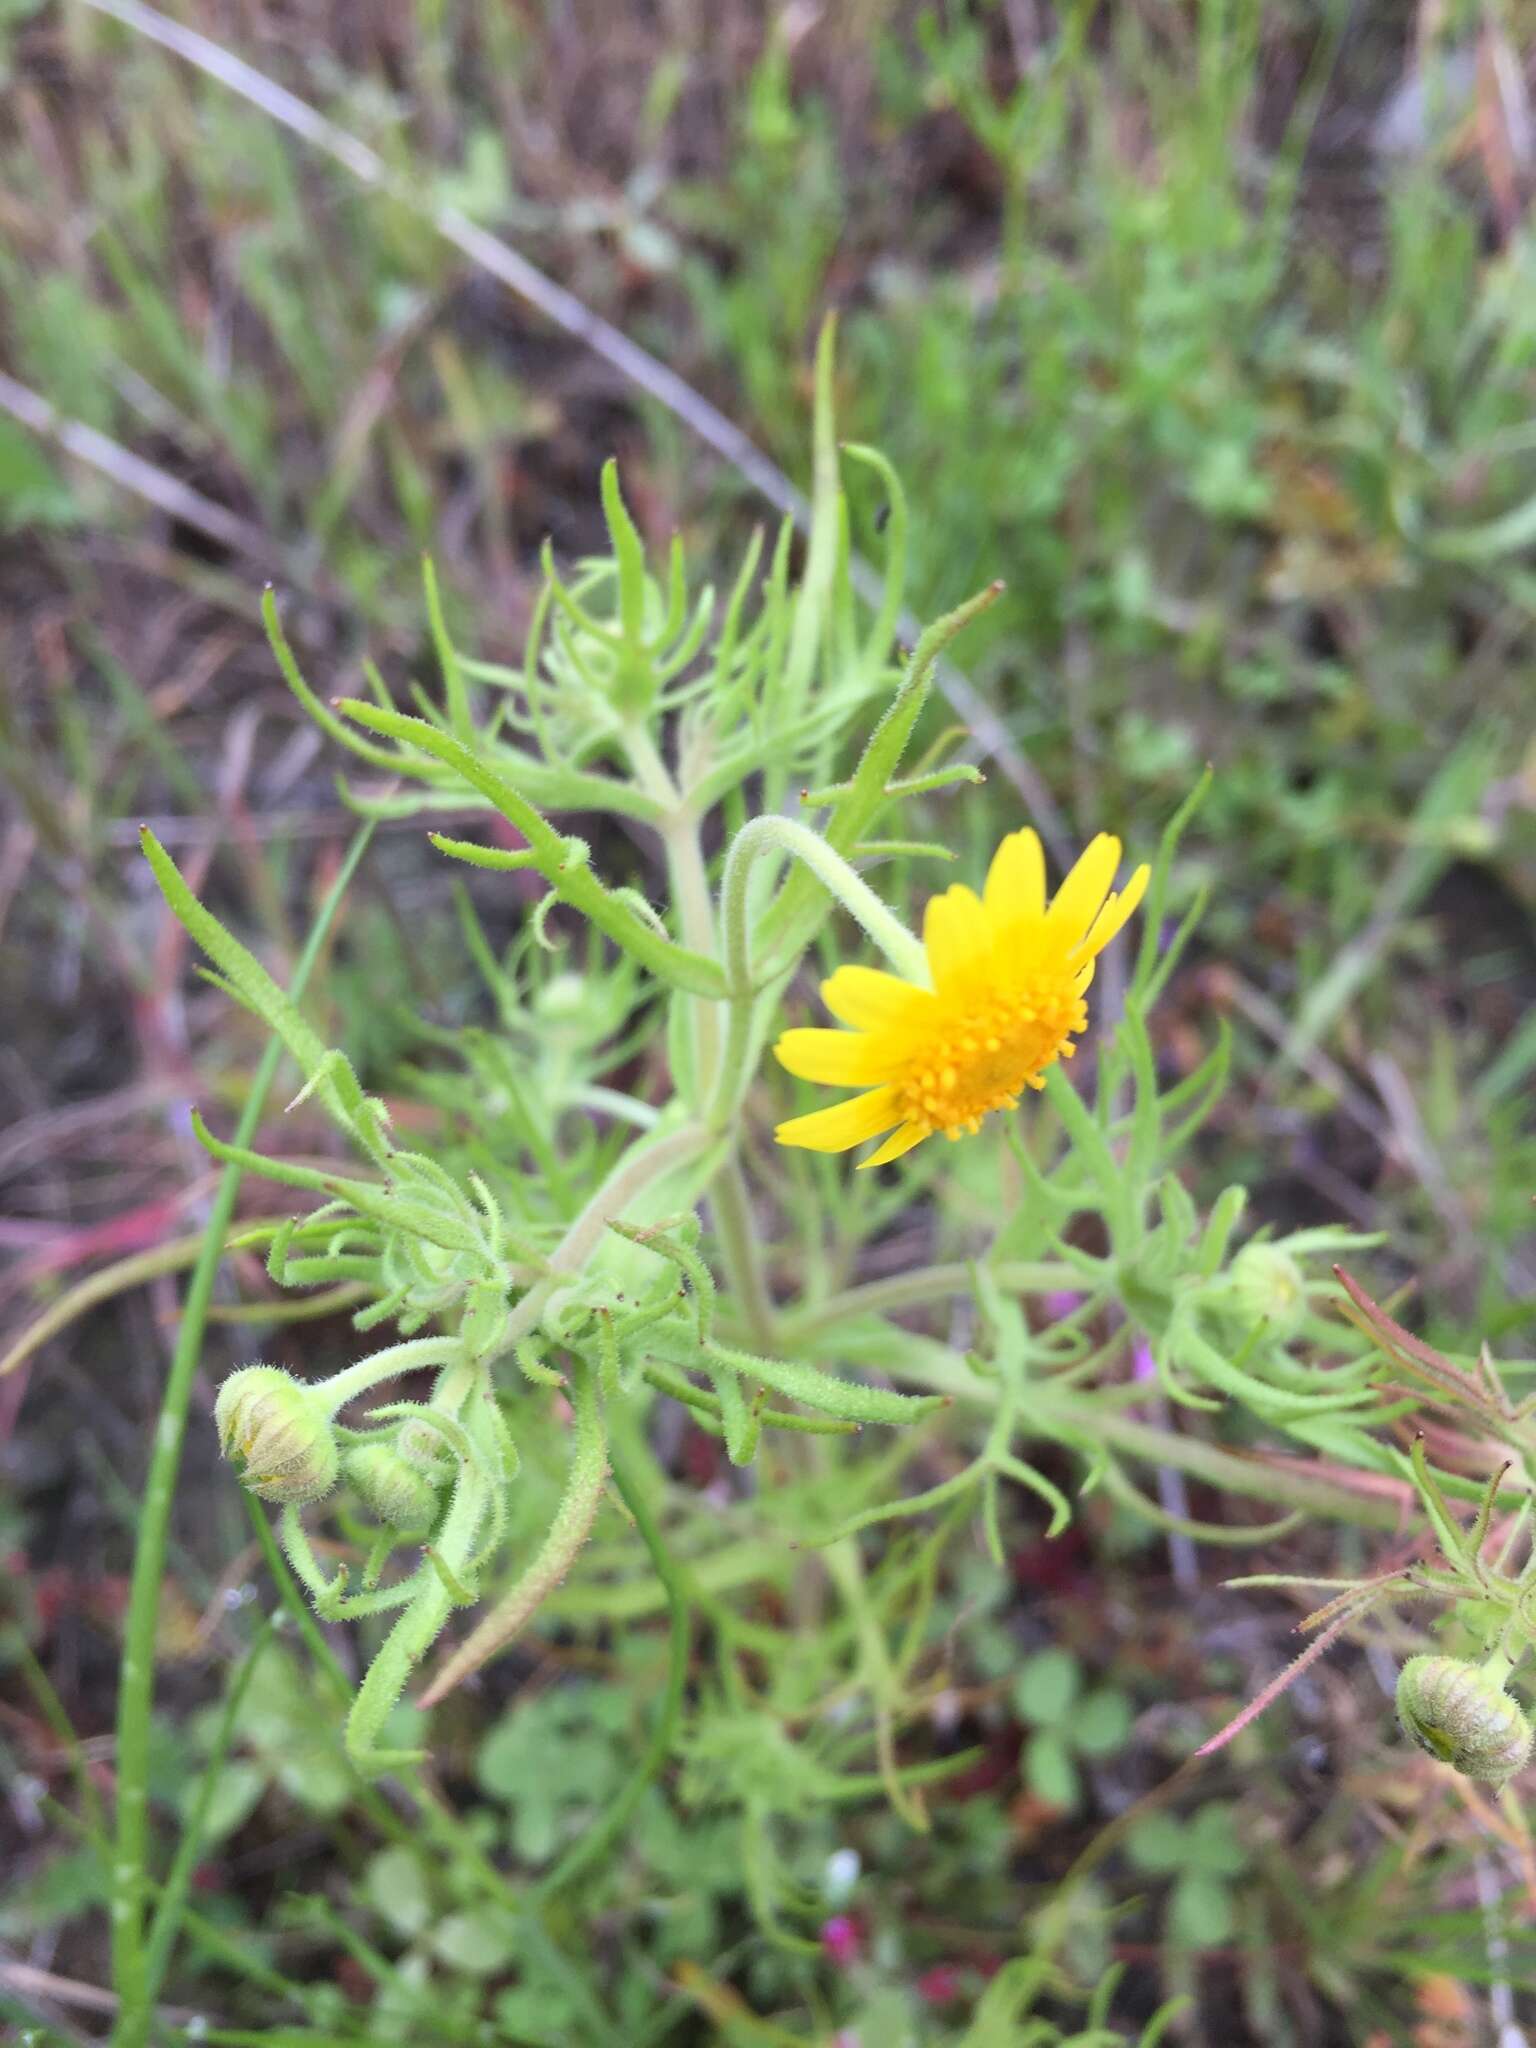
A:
[214,1365,339,1504]
[534,971,588,1024]
[1396,1653,1532,1785]
[344,1442,441,1532]
[1222,1243,1308,1344]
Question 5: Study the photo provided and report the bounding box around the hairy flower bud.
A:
[214,1365,339,1504]
[344,1442,441,1532]
[1396,1653,1533,1785]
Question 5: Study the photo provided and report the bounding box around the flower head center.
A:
[891,971,1087,1140]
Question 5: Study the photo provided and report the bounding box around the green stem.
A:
[780,1260,1085,1340]
[337,700,727,994]
[707,811,927,1130]
[707,964,776,1134]
[710,1157,776,1351]
[793,1328,1403,1531]
[7,1626,105,1839]
[110,822,374,2048]
[624,721,723,1109]
[345,1380,515,1767]
[317,1336,466,1414]
[502,1119,715,1350]
[824,1538,923,1829]
[755,579,1004,967]
[142,1620,275,2005]
[246,1497,528,1919]
[51,1786,304,2012]
[544,1534,787,1623]
[723,813,928,986]
[664,814,722,1107]
[533,1430,690,1902]
[345,1465,488,1769]
[1042,1390,1402,1529]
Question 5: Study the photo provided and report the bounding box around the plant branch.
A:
[418,1360,610,1703]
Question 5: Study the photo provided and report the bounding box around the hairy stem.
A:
[246,1497,532,1923]
[418,1359,610,1703]
[533,1429,691,1900]
[346,1449,492,1768]
[723,813,928,987]
[708,811,927,1130]
[318,1336,466,1414]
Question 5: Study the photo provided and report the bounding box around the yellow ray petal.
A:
[923,884,988,986]
[1047,833,1121,939]
[857,1122,929,1170]
[820,964,929,1031]
[983,828,1046,922]
[1070,862,1150,963]
[775,1085,901,1154]
[775,1027,892,1086]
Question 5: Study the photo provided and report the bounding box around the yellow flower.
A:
[774,830,1149,1168]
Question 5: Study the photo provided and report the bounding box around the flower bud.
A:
[1396,1653,1532,1785]
[344,1441,440,1531]
[214,1365,339,1504]
[534,972,588,1025]
[1221,1243,1308,1345]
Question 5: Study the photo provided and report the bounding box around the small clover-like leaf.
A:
[363,1845,435,1939]
[1025,1727,1079,1810]
[1187,1801,1247,1876]
[1074,1687,1134,1758]
[1169,1869,1236,1951]
[429,1906,520,1976]
[177,1759,264,1848]
[1125,1812,1187,1876]
[1014,1647,1081,1728]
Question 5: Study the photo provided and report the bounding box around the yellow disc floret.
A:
[774,829,1149,1168]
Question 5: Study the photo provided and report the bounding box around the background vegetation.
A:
[2,1,1535,2042]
